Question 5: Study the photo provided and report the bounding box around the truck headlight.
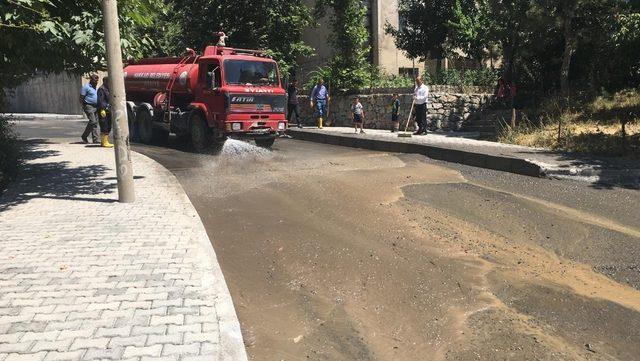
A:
[278,122,286,130]
[232,122,242,131]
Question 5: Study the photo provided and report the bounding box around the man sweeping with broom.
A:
[413,76,429,135]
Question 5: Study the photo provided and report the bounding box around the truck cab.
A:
[124,45,287,149]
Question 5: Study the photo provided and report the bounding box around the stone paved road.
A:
[0,140,247,361]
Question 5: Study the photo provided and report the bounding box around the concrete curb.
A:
[288,128,543,178]
[132,150,249,361]
[1,113,84,120]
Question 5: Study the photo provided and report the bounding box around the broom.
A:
[398,99,415,138]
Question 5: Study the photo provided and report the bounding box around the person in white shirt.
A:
[413,77,429,135]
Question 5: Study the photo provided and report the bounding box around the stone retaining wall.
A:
[295,91,494,130]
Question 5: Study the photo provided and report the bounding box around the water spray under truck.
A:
[123,43,287,149]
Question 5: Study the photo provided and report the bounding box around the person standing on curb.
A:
[351,96,365,134]
[80,74,100,144]
[413,76,429,135]
[287,79,302,128]
[309,78,329,129]
[97,76,114,148]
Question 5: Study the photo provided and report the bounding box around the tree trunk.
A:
[621,120,628,155]
[435,57,443,83]
[501,36,516,82]
[560,5,576,97]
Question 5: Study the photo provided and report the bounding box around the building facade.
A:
[300,0,426,79]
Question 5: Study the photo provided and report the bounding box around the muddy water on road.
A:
[137,139,640,360]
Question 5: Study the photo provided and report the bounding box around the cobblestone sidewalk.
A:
[0,141,247,361]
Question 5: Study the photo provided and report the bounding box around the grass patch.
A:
[497,89,640,158]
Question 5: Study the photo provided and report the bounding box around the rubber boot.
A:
[101,134,114,148]
[318,117,323,129]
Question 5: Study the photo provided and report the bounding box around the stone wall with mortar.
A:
[294,87,493,131]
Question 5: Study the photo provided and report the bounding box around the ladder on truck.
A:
[163,54,198,123]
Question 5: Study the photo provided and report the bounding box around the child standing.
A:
[351,96,365,134]
[390,93,400,132]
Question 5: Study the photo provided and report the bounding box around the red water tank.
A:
[124,58,199,102]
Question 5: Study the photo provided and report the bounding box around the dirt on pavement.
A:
[136,139,640,361]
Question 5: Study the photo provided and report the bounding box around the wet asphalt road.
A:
[14,118,640,360]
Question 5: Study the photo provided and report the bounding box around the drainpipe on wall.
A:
[371,0,380,67]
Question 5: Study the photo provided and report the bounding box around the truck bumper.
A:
[226,128,278,139]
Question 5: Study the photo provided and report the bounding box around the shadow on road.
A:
[0,139,116,212]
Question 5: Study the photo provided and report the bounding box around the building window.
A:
[399,13,407,32]
[399,67,418,78]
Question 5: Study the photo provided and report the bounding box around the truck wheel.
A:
[190,113,213,152]
[137,107,168,145]
[152,129,169,145]
[255,137,275,148]
[127,106,138,142]
[137,107,154,144]
[175,132,190,145]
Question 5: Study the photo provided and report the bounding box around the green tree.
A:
[162,0,313,77]
[0,0,158,91]
[385,0,456,75]
[314,0,371,91]
[613,11,640,85]
[484,0,538,82]
[447,0,495,66]
[531,0,637,92]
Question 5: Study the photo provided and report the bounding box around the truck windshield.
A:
[224,60,278,86]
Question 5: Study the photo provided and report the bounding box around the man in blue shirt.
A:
[309,78,329,129]
[80,74,100,144]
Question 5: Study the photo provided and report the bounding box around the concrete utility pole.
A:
[102,0,135,203]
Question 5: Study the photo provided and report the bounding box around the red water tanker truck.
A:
[124,44,287,149]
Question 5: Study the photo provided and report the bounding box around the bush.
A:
[436,68,498,87]
[497,89,640,157]
[366,67,415,89]
[0,115,19,192]
[305,65,414,93]
[304,66,334,91]
[304,66,498,92]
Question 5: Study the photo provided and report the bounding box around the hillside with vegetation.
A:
[386,0,640,157]
[498,89,639,157]
[1,0,639,158]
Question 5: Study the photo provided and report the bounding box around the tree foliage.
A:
[2,0,638,97]
[385,0,455,71]
[314,0,371,91]
[447,0,495,66]
[0,0,159,90]
[159,0,313,77]
[389,0,640,92]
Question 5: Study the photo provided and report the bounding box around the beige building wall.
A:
[300,0,427,79]
[373,0,425,77]
[299,0,334,80]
